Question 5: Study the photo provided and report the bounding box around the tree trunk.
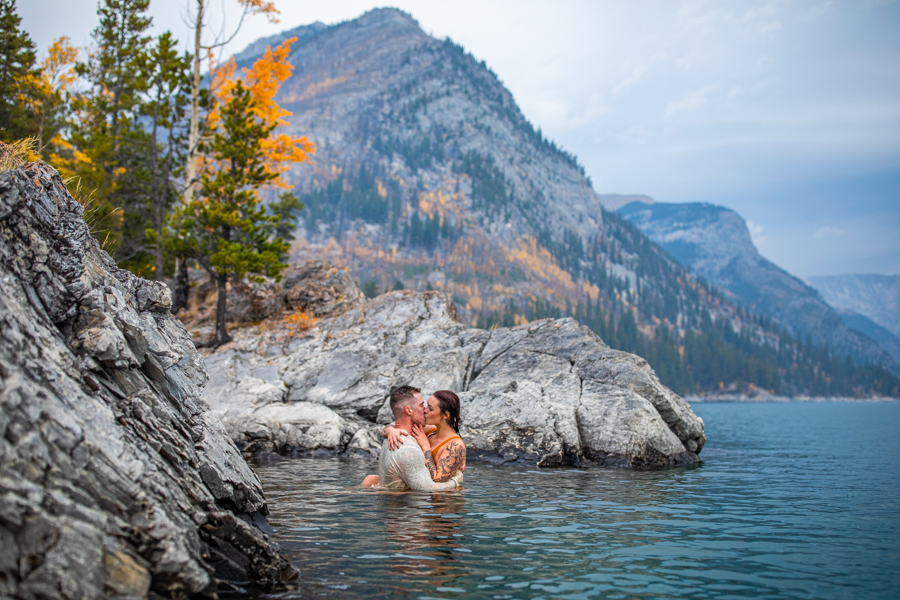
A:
[151,88,163,281]
[172,258,190,314]
[184,0,205,205]
[214,271,231,347]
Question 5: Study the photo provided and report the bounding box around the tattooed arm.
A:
[424,450,436,478]
[433,439,466,483]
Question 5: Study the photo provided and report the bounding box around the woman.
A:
[361,390,466,487]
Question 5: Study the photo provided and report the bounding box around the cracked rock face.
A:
[201,279,705,469]
[0,163,295,599]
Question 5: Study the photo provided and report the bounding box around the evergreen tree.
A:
[182,0,281,205]
[266,191,304,242]
[362,280,379,298]
[170,35,312,310]
[141,32,191,280]
[170,80,290,346]
[0,0,39,141]
[69,0,153,270]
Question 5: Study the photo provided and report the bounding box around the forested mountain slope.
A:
[615,200,895,370]
[234,8,898,396]
[809,274,900,340]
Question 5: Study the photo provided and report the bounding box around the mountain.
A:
[598,194,655,211]
[615,200,897,370]
[229,8,899,396]
[834,309,900,364]
[808,274,900,340]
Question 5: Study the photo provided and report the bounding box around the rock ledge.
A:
[0,163,294,599]
[201,280,706,469]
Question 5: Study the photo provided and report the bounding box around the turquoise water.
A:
[254,402,900,599]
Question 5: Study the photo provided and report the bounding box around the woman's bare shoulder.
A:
[448,436,466,451]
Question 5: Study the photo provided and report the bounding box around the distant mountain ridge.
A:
[615,200,896,370]
[808,274,900,340]
[598,194,655,212]
[229,8,898,395]
[834,309,900,364]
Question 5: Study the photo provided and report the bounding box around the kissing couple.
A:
[361,385,466,491]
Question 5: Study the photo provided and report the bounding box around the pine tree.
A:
[170,80,290,346]
[0,0,39,141]
[68,0,153,270]
[167,37,313,319]
[141,32,191,280]
[266,191,304,242]
[182,0,281,205]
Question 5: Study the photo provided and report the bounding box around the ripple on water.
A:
[252,402,900,600]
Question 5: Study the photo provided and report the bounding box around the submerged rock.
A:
[0,163,295,598]
[202,281,705,469]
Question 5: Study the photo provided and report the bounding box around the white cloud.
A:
[812,225,848,240]
[665,84,718,115]
[759,20,783,34]
[612,66,645,95]
[747,220,768,247]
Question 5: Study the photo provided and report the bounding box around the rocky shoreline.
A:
[0,164,295,598]
[0,160,708,598]
[687,392,899,403]
[195,265,707,470]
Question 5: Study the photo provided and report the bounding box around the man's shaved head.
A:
[390,385,422,419]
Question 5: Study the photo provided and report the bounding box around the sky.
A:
[20,0,900,278]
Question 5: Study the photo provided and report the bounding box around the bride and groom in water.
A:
[361,385,467,491]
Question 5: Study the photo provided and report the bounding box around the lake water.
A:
[252,402,900,599]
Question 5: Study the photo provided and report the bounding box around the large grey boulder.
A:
[0,163,295,599]
[201,282,705,469]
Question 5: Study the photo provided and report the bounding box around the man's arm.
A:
[396,446,459,491]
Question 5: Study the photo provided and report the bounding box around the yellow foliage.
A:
[207,37,315,188]
[289,218,600,322]
[238,0,280,23]
[283,75,352,103]
[504,236,577,298]
[416,180,468,221]
[39,37,78,95]
[283,311,315,335]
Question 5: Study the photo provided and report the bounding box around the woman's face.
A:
[425,395,444,426]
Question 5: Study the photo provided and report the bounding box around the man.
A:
[377,385,463,491]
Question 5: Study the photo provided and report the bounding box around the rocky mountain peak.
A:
[353,6,422,30]
[618,201,759,274]
[598,194,656,211]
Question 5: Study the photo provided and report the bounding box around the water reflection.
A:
[377,492,467,591]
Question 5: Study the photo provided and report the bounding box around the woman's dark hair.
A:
[433,390,462,433]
